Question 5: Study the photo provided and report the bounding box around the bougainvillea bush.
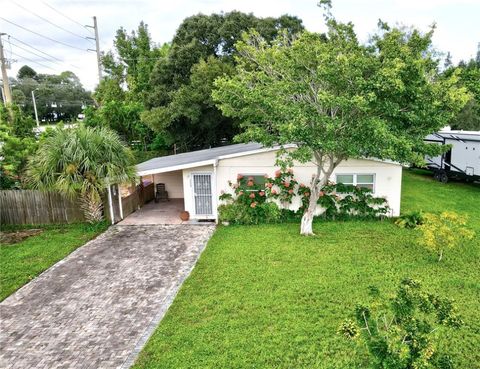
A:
[218,170,390,225]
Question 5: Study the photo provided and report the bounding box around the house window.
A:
[336,174,375,192]
[239,174,267,191]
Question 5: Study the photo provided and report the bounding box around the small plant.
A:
[339,278,463,369]
[395,210,425,229]
[418,211,475,261]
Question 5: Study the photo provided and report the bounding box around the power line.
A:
[9,51,58,72]
[0,17,88,52]
[7,36,81,70]
[41,1,93,34]
[12,1,94,44]
[8,35,64,62]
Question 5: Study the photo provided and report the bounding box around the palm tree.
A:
[27,125,135,223]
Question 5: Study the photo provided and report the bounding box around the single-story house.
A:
[135,143,403,222]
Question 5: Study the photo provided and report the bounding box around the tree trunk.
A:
[300,189,320,235]
[299,153,342,236]
[79,191,104,223]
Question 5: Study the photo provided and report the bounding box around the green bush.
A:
[339,278,463,369]
[218,201,282,225]
[395,210,425,229]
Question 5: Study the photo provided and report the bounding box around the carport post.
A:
[107,184,114,224]
[117,185,124,220]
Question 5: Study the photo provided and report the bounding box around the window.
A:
[336,174,375,192]
[239,174,267,191]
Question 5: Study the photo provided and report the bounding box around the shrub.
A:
[417,211,475,261]
[339,278,463,369]
[218,201,282,225]
[219,169,390,224]
[395,210,425,229]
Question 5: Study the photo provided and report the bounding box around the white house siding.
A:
[182,165,216,220]
[215,150,402,216]
[153,170,184,198]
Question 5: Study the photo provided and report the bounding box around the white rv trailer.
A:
[425,130,480,182]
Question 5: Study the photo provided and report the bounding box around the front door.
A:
[193,173,213,216]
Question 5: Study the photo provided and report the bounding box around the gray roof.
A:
[136,143,264,174]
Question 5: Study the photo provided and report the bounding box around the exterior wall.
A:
[182,165,216,220]
[216,151,403,216]
[153,170,184,199]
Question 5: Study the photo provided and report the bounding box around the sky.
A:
[1,0,479,91]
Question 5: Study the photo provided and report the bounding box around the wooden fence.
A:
[1,183,155,226]
[0,190,85,225]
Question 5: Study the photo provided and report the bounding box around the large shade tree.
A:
[27,126,135,222]
[213,17,468,235]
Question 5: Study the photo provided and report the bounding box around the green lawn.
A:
[133,170,479,369]
[0,223,107,301]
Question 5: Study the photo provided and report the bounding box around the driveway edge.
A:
[119,225,215,369]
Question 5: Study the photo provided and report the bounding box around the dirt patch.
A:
[0,229,44,245]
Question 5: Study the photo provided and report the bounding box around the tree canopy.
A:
[11,67,92,123]
[89,12,304,153]
[213,18,468,235]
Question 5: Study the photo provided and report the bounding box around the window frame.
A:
[335,173,376,193]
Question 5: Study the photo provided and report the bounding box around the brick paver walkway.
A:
[0,224,215,369]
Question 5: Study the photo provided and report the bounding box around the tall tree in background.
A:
[142,11,304,152]
[86,22,164,151]
[213,16,468,235]
[11,67,92,123]
[443,56,480,131]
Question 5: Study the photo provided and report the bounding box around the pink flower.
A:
[319,191,324,197]
[250,202,257,208]
[239,191,244,196]
[275,170,281,178]
[259,191,265,196]
[266,183,273,188]
[300,183,305,188]
[304,192,310,197]
[283,181,290,188]
[249,193,255,199]
[247,180,254,187]
[237,174,244,180]
[288,189,294,194]
[271,189,277,195]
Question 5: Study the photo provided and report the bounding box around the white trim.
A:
[137,159,216,176]
[216,144,297,160]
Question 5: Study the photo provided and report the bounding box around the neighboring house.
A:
[135,143,403,222]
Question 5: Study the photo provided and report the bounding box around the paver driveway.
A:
[0,224,215,369]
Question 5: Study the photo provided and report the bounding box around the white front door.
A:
[192,173,213,216]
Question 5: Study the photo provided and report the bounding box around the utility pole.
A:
[0,33,13,104]
[86,16,102,83]
[32,90,39,127]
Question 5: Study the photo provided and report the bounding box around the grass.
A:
[0,222,108,301]
[133,169,480,369]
